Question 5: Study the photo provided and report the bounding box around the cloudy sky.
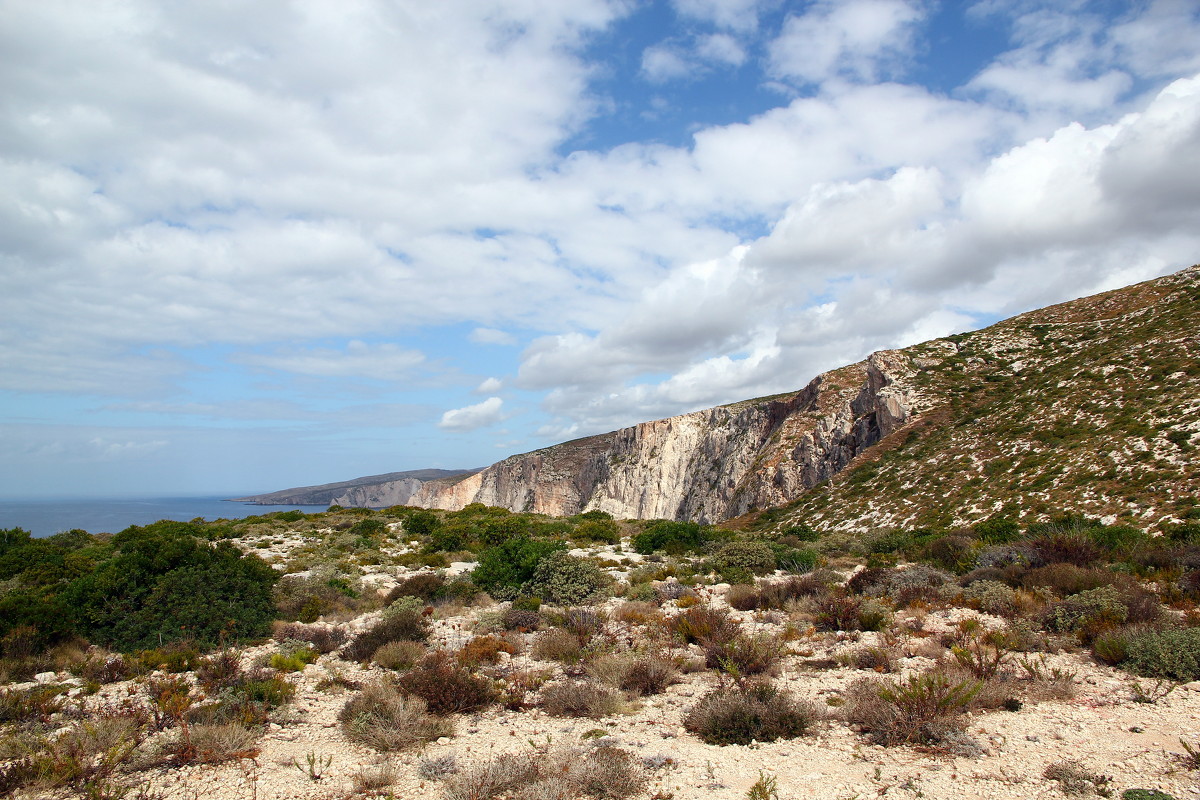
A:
[2,0,1199,498]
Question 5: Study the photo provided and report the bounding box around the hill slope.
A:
[410,264,1199,530]
[231,468,478,508]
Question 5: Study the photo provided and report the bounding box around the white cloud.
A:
[696,34,747,66]
[768,0,924,85]
[476,377,504,394]
[671,0,764,32]
[470,328,518,346]
[236,341,425,380]
[438,397,505,432]
[641,43,694,83]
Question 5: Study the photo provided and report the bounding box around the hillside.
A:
[407,264,1199,531]
[231,469,478,508]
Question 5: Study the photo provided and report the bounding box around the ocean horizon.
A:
[0,496,330,538]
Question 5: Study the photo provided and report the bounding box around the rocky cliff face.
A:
[411,350,921,522]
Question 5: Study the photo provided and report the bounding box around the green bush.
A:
[574,519,621,544]
[709,541,776,582]
[471,536,565,600]
[1121,627,1200,682]
[1043,585,1128,638]
[61,522,277,651]
[525,551,609,606]
[631,520,727,555]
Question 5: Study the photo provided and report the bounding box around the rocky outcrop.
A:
[411,350,919,522]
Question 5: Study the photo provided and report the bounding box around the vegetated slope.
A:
[410,264,1199,529]
[762,263,1200,533]
[231,469,479,508]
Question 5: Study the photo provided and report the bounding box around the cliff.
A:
[411,264,1200,529]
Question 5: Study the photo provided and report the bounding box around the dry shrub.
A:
[670,605,740,645]
[839,646,897,672]
[74,650,132,685]
[813,592,866,632]
[501,607,542,631]
[498,669,552,710]
[386,571,446,603]
[443,745,646,800]
[703,632,780,677]
[14,714,146,793]
[726,584,761,611]
[178,722,260,764]
[341,600,430,662]
[1043,760,1112,796]
[273,622,347,654]
[620,655,678,696]
[540,680,623,718]
[339,680,453,751]
[373,640,426,670]
[683,681,819,746]
[457,635,519,667]
[844,670,980,747]
[195,650,243,692]
[1031,533,1103,567]
[398,650,497,715]
[532,628,584,664]
[614,601,663,626]
[1021,564,1113,596]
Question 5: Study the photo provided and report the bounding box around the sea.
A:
[0,497,329,538]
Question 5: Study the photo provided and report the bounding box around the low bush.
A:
[532,629,584,664]
[631,520,720,555]
[398,651,497,715]
[844,671,980,747]
[500,606,541,632]
[539,680,622,718]
[385,572,446,603]
[341,597,430,662]
[269,641,319,673]
[0,683,68,724]
[1043,585,1128,641]
[703,632,781,678]
[683,682,819,746]
[1120,627,1200,682]
[709,540,777,583]
[670,605,740,645]
[195,650,243,692]
[372,639,426,670]
[272,622,347,654]
[620,655,678,695]
[1021,564,1113,596]
[339,680,453,751]
[471,536,565,601]
[457,635,518,667]
[525,551,609,606]
[441,745,646,800]
[959,580,1018,616]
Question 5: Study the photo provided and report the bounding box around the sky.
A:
[2,0,1200,499]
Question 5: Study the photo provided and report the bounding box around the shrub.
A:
[703,632,781,678]
[813,593,866,632]
[1022,563,1114,595]
[844,671,980,747]
[525,552,609,606]
[840,646,897,672]
[269,642,319,673]
[75,651,133,685]
[385,572,446,603]
[726,584,761,611]
[0,683,68,723]
[341,597,430,662]
[472,536,566,600]
[531,628,583,664]
[196,650,243,692]
[631,519,716,554]
[62,523,278,651]
[683,682,819,746]
[540,680,622,718]
[339,680,453,751]
[273,569,363,622]
[398,651,496,715]
[574,518,621,544]
[670,605,740,645]
[709,541,776,582]
[959,580,1018,616]
[1121,627,1200,681]
[273,622,347,654]
[500,606,541,632]
[372,640,426,670]
[620,655,677,695]
[1043,585,1129,640]
[1031,532,1103,567]
[1043,761,1112,796]
[457,635,518,667]
[441,745,646,800]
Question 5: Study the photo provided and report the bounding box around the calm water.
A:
[0,497,328,538]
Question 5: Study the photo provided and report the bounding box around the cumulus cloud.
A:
[438,397,505,432]
[672,0,765,32]
[476,377,504,393]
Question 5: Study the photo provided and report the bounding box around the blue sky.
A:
[2,0,1199,498]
